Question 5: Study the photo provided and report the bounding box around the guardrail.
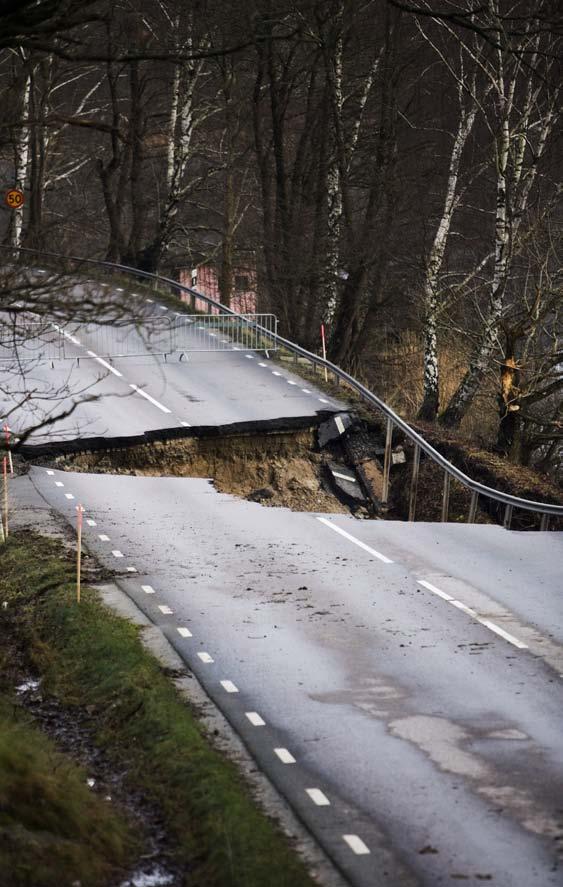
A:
[2,245,562,529]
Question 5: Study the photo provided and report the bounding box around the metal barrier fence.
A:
[172,313,278,354]
[0,319,65,362]
[0,313,277,362]
[2,246,562,529]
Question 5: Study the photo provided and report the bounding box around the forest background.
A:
[1,0,561,478]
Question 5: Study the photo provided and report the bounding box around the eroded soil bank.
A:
[58,428,348,514]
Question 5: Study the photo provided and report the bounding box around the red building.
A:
[178,262,257,315]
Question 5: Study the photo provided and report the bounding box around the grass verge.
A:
[0,694,135,886]
[0,531,317,887]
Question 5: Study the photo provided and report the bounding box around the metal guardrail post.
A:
[468,490,479,523]
[382,417,393,505]
[540,513,550,531]
[504,504,513,529]
[408,444,421,522]
[441,471,451,523]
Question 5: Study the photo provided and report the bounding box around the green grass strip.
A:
[0,532,316,887]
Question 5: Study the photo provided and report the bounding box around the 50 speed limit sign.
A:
[5,189,25,209]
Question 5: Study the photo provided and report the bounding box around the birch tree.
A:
[438,5,561,427]
[6,50,31,248]
[417,34,483,420]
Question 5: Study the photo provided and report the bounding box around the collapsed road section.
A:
[35,413,378,517]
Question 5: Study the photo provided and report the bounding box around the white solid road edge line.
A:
[343,835,371,855]
[129,384,172,414]
[87,351,123,377]
[245,712,266,726]
[417,579,454,602]
[477,618,528,649]
[306,788,330,806]
[332,471,357,483]
[317,517,394,564]
[418,580,528,649]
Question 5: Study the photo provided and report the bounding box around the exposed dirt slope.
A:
[61,430,347,514]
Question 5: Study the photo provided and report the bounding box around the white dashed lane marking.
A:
[197,652,214,663]
[220,680,239,693]
[111,550,123,558]
[274,748,296,764]
[55,481,64,487]
[306,788,330,806]
[86,519,97,527]
[158,605,173,615]
[317,518,394,565]
[343,835,370,855]
[141,585,155,595]
[245,712,266,726]
[98,534,110,541]
[301,388,311,394]
[126,566,137,573]
[272,371,282,376]
[64,493,75,500]
[319,398,330,404]
[177,627,192,638]
[46,470,54,476]
[129,384,171,414]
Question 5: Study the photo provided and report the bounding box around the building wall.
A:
[178,265,257,315]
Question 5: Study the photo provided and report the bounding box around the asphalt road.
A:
[0,288,344,444]
[31,468,563,887]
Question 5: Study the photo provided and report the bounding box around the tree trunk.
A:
[418,93,477,420]
[440,71,511,428]
[8,56,31,248]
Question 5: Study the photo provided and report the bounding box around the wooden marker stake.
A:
[2,457,8,539]
[76,504,84,603]
[320,323,328,382]
[3,425,13,475]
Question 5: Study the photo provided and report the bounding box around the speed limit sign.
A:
[5,189,25,209]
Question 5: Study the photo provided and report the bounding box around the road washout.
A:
[57,428,349,514]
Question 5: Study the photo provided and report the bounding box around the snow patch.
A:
[120,867,174,887]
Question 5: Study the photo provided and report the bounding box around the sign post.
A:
[76,505,84,603]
